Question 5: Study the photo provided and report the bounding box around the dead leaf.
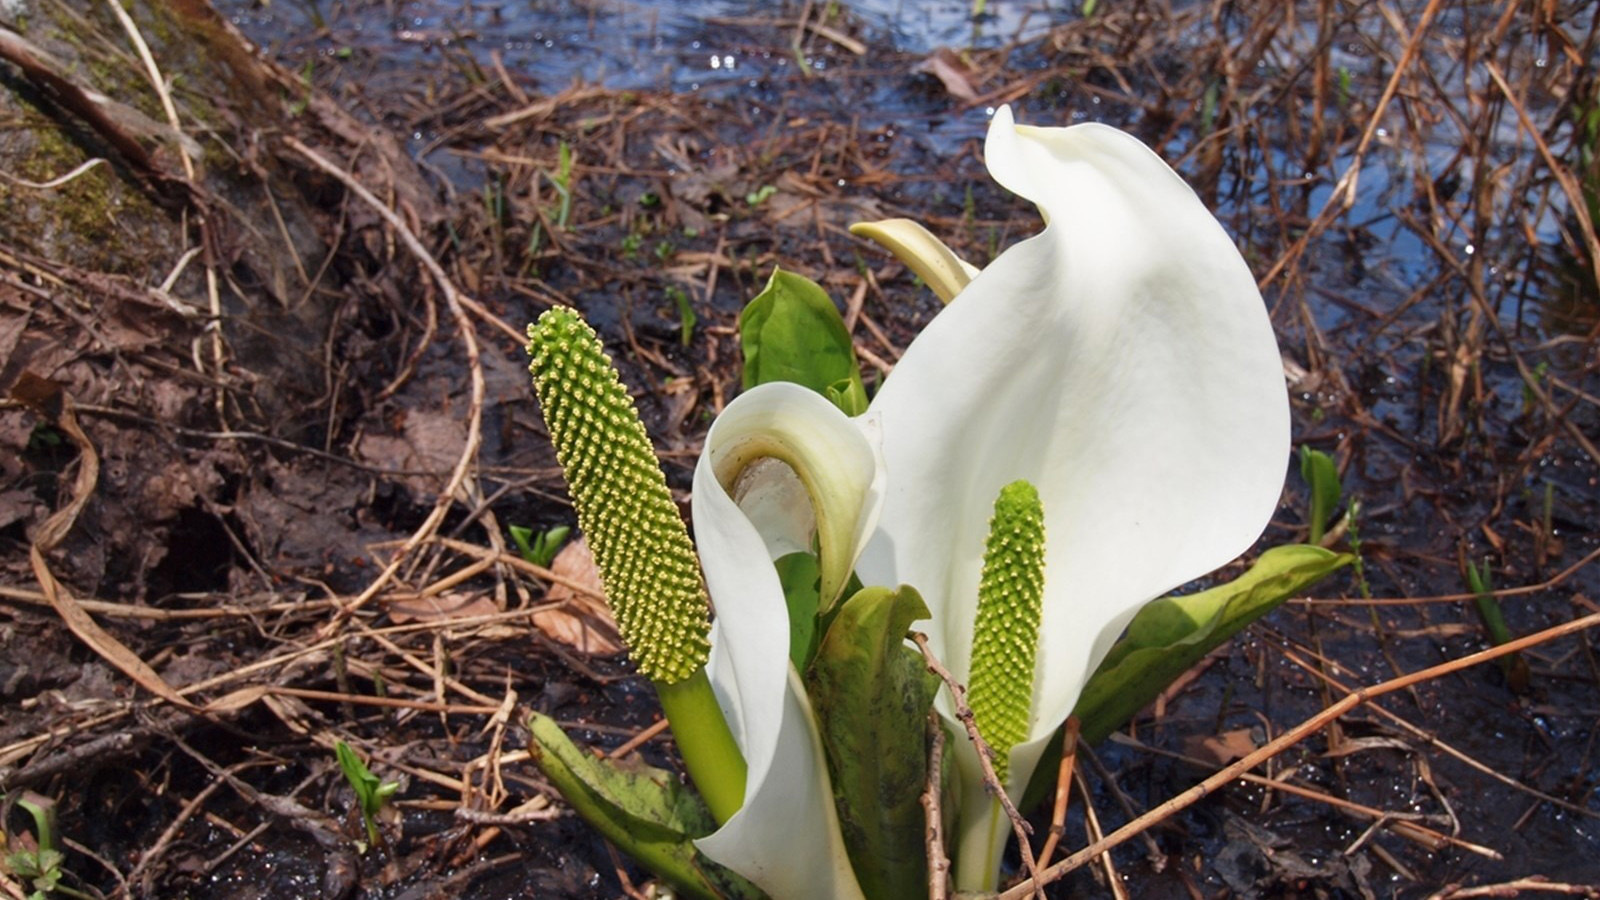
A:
[533,538,623,656]
[205,685,271,713]
[0,489,43,531]
[387,591,501,625]
[1184,728,1259,766]
[30,399,193,710]
[915,48,980,102]
[355,409,468,494]
[763,172,885,230]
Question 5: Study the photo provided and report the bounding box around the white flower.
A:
[691,105,1288,896]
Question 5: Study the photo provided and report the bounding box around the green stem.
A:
[953,790,1007,893]
[656,668,747,825]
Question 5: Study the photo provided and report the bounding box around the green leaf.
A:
[1298,446,1341,544]
[739,268,868,416]
[775,552,822,671]
[804,585,939,900]
[510,524,569,568]
[1075,545,1353,747]
[1465,557,1529,690]
[526,713,765,900]
[335,740,395,848]
[509,524,535,560]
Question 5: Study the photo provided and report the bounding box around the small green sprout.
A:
[335,741,399,853]
[25,424,61,452]
[621,231,643,259]
[665,284,696,348]
[1521,360,1550,418]
[3,793,82,900]
[1464,557,1530,692]
[1299,445,1342,544]
[546,141,575,229]
[288,59,314,117]
[510,523,570,568]
[745,184,777,206]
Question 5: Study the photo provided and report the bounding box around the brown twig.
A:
[1258,0,1446,293]
[1035,715,1079,869]
[1427,878,1600,899]
[910,631,1043,898]
[1262,632,1600,821]
[922,712,950,900]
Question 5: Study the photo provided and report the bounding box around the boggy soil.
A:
[2,0,1599,897]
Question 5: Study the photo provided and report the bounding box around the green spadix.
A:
[967,479,1045,786]
[526,307,745,823]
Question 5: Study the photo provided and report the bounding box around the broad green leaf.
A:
[1075,544,1352,747]
[526,714,765,900]
[739,268,868,416]
[804,585,938,900]
[1298,446,1341,544]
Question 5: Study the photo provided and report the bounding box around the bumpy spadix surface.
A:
[967,480,1045,787]
[526,308,710,685]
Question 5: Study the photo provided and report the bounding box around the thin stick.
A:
[994,611,1600,899]
[1294,542,1600,605]
[911,632,1043,898]
[1427,879,1600,899]
[1075,768,1125,900]
[922,713,950,900]
[1036,715,1079,868]
[0,157,107,189]
[608,718,672,759]
[1080,744,1164,870]
[1481,60,1600,291]
[104,2,193,182]
[1264,635,1600,820]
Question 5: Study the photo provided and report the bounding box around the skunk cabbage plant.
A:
[690,105,1289,893]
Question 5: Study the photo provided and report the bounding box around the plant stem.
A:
[952,791,1007,893]
[656,668,747,825]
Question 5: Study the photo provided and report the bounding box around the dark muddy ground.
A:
[2,0,1599,897]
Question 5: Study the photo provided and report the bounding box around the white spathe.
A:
[691,384,879,900]
[691,105,1288,896]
